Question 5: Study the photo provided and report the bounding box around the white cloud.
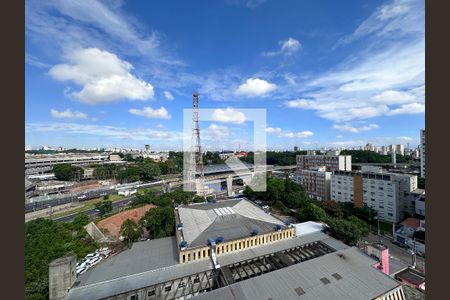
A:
[372,90,416,105]
[266,126,313,139]
[285,99,316,109]
[262,38,301,56]
[284,131,314,138]
[203,124,230,138]
[336,135,344,139]
[26,122,182,141]
[49,48,154,104]
[128,106,171,119]
[386,103,425,115]
[163,91,174,101]
[235,78,277,97]
[333,123,379,133]
[211,108,246,124]
[265,127,283,134]
[50,109,87,119]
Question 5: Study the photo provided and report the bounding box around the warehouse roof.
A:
[177,198,285,247]
[67,232,344,300]
[192,247,401,300]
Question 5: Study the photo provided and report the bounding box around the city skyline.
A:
[26,0,424,150]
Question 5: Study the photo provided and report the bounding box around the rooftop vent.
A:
[320,277,331,285]
[331,273,342,280]
[295,287,305,296]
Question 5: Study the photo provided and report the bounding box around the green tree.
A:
[320,200,344,218]
[273,200,290,214]
[72,213,90,229]
[139,161,161,180]
[139,207,175,239]
[25,218,97,299]
[325,217,367,246]
[192,195,206,203]
[297,203,327,222]
[347,216,369,237]
[53,164,84,181]
[95,201,113,216]
[160,159,178,174]
[131,190,156,207]
[120,219,143,245]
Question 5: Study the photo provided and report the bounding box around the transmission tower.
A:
[187,92,205,195]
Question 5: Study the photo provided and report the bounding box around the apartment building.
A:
[420,129,426,178]
[330,169,417,223]
[299,166,332,201]
[296,154,352,172]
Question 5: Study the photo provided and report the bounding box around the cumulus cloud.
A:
[49,48,154,104]
[128,106,171,119]
[333,123,379,133]
[262,37,301,56]
[266,126,313,138]
[26,122,182,141]
[203,123,230,138]
[50,109,87,119]
[211,108,246,124]
[163,91,174,101]
[371,90,416,105]
[235,78,277,97]
[386,103,425,115]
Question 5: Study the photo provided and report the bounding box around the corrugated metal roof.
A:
[67,232,342,300]
[192,247,401,300]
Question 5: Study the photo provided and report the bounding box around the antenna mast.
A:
[192,92,205,195]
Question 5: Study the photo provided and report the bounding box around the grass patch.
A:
[51,194,125,219]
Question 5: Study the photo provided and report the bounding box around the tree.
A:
[297,203,327,222]
[320,200,344,218]
[131,190,156,207]
[325,217,367,246]
[273,200,290,215]
[120,219,143,245]
[347,216,369,237]
[53,164,84,181]
[192,195,206,203]
[139,207,175,239]
[160,160,178,174]
[95,201,112,216]
[72,213,90,229]
[138,161,161,180]
[103,195,110,200]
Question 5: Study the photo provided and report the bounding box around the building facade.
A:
[420,129,426,178]
[330,170,417,223]
[299,166,331,201]
[296,154,351,172]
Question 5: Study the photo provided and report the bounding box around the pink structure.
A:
[365,243,390,275]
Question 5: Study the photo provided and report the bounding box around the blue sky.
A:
[25,0,424,151]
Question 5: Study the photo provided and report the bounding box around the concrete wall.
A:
[49,255,77,300]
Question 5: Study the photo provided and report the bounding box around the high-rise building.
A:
[380,146,387,155]
[299,166,332,201]
[296,154,352,172]
[420,129,425,178]
[396,144,405,156]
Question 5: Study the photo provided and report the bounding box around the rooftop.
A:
[401,217,421,230]
[67,232,348,299]
[192,247,401,300]
[177,198,285,248]
[395,268,426,286]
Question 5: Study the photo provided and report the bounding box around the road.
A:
[53,197,134,223]
[361,233,425,272]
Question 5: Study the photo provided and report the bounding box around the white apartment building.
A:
[299,166,332,201]
[396,144,405,156]
[296,154,351,172]
[420,129,426,178]
[330,170,418,223]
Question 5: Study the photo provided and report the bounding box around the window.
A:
[178,282,186,288]
[147,290,155,297]
[388,213,393,216]
[129,295,138,300]
[164,285,172,292]
[193,277,200,284]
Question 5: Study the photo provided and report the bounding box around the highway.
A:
[53,197,135,223]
